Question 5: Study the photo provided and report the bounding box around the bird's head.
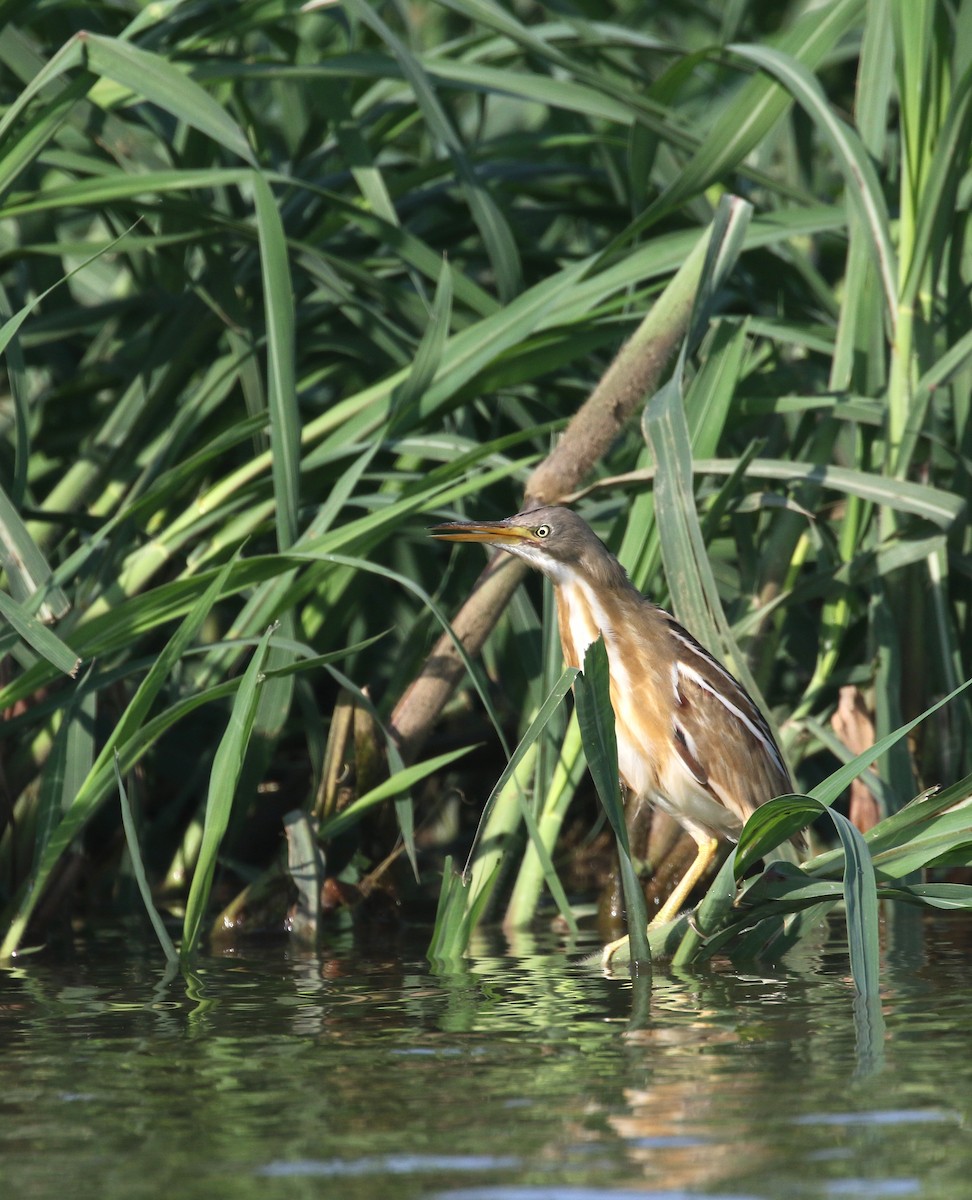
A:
[429,505,627,589]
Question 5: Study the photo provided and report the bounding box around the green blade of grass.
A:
[115,751,179,965]
[30,670,96,880]
[574,638,650,971]
[0,482,68,621]
[641,196,775,725]
[879,883,972,910]
[730,40,897,321]
[504,708,587,929]
[252,172,299,552]
[638,457,964,529]
[181,620,276,962]
[826,804,880,999]
[392,256,454,416]
[428,856,501,964]
[0,591,80,676]
[81,33,256,165]
[317,745,477,841]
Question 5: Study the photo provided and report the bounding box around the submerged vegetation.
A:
[1,0,971,983]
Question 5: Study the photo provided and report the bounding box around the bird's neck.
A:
[553,572,642,670]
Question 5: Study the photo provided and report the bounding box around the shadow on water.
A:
[1,914,970,1200]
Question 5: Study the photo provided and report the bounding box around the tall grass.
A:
[0,0,970,968]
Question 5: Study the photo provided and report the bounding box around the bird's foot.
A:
[600,932,630,969]
[600,904,699,970]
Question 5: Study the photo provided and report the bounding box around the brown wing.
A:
[665,615,792,826]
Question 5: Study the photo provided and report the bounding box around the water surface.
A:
[2,917,969,1199]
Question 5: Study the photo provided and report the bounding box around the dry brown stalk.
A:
[832,684,882,832]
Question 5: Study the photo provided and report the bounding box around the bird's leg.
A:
[601,835,720,967]
[649,834,720,927]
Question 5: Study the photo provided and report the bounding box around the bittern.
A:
[430,505,794,964]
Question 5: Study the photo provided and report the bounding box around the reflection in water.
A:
[0,916,970,1200]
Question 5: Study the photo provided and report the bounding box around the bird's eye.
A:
[535,525,550,538]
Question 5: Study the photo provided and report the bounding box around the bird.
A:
[430,504,795,964]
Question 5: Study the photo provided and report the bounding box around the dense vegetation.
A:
[1,0,970,975]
